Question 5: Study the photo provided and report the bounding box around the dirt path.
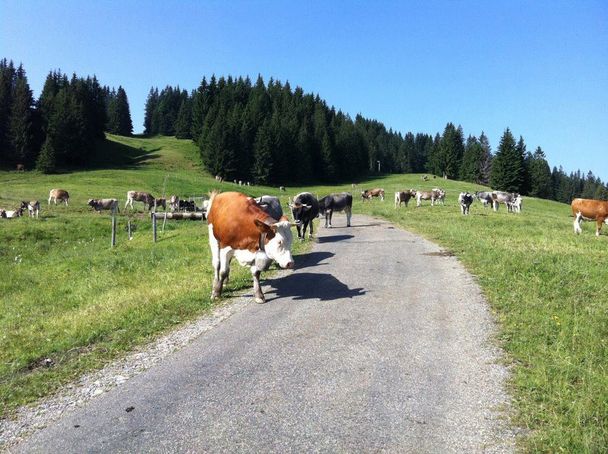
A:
[10,215,515,453]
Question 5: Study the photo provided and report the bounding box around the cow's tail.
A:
[207,190,220,216]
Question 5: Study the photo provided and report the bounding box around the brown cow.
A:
[88,198,119,214]
[416,188,445,207]
[48,189,69,206]
[207,191,294,304]
[395,190,416,208]
[362,188,385,201]
[125,191,154,210]
[572,198,608,236]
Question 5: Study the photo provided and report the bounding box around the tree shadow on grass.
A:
[264,272,365,303]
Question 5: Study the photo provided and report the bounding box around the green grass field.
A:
[1,135,606,451]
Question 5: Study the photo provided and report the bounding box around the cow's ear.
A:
[254,218,274,234]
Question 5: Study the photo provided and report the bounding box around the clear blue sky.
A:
[2,0,607,180]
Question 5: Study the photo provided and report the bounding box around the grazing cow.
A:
[571,198,608,236]
[510,195,523,213]
[255,195,284,222]
[318,192,353,228]
[279,186,286,192]
[88,198,119,214]
[16,163,25,172]
[394,190,416,208]
[207,191,294,304]
[1,208,23,218]
[289,192,319,239]
[125,191,154,211]
[491,191,516,212]
[178,199,196,212]
[361,188,384,201]
[416,188,445,207]
[474,191,494,208]
[20,201,40,218]
[169,195,179,212]
[458,192,474,215]
[154,198,167,211]
[48,189,69,206]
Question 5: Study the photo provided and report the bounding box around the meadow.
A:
[1,135,606,451]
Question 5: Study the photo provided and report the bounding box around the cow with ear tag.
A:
[289,192,320,240]
[207,191,295,304]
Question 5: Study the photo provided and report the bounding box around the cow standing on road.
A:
[318,193,353,228]
[207,191,295,304]
[289,192,319,239]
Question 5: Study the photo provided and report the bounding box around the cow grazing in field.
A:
[125,191,154,211]
[20,201,40,218]
[207,191,295,304]
[1,208,23,218]
[416,188,444,207]
[88,198,119,214]
[510,195,523,213]
[178,199,196,212]
[318,192,353,228]
[459,192,474,215]
[256,195,284,222]
[16,163,25,172]
[289,192,319,239]
[361,188,385,201]
[169,195,179,212]
[48,189,69,206]
[279,186,286,192]
[491,191,516,212]
[474,191,493,208]
[395,190,416,208]
[571,198,608,236]
[154,198,167,211]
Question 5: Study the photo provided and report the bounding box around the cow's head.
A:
[254,217,294,269]
[289,202,310,225]
[87,199,96,207]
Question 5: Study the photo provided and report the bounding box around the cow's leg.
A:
[251,268,265,303]
[296,224,303,239]
[308,219,314,239]
[48,196,52,205]
[596,218,604,237]
[209,225,223,299]
[327,210,333,228]
[573,213,583,234]
[345,206,352,227]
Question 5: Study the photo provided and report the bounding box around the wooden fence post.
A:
[128,220,132,240]
[111,214,116,248]
[152,212,157,243]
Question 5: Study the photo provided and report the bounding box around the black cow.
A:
[255,195,284,221]
[318,192,353,228]
[290,192,319,239]
[458,192,474,215]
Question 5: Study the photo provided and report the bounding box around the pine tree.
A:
[114,86,132,135]
[8,66,37,166]
[252,121,273,184]
[0,59,16,166]
[174,98,192,139]
[143,87,159,135]
[36,136,56,173]
[490,129,524,192]
[478,132,492,185]
[460,135,484,183]
[528,147,552,198]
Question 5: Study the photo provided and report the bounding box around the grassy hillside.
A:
[1,135,606,451]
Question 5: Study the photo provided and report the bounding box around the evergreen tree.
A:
[36,136,56,173]
[460,135,484,183]
[112,86,132,135]
[0,59,16,165]
[252,121,273,184]
[490,128,524,192]
[528,147,552,199]
[8,65,37,166]
[175,97,192,139]
[143,87,159,134]
[478,132,492,185]
[438,123,464,179]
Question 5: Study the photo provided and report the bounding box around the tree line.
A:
[0,59,132,172]
[144,74,607,200]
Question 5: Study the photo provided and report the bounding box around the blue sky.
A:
[2,0,607,180]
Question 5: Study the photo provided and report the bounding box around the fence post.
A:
[151,212,157,243]
[128,220,132,240]
[162,211,168,232]
[111,214,116,248]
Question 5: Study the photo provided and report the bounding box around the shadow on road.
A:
[316,234,354,244]
[295,251,335,269]
[265,272,365,302]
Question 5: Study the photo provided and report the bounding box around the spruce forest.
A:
[1,59,606,202]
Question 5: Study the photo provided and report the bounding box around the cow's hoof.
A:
[255,297,266,304]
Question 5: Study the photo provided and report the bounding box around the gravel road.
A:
[9,215,515,453]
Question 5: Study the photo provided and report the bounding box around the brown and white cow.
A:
[169,195,179,212]
[394,189,416,208]
[362,188,385,201]
[48,189,69,206]
[125,191,154,211]
[416,188,445,207]
[207,191,295,304]
[20,201,40,218]
[571,198,608,237]
[88,198,119,214]
[154,198,167,211]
